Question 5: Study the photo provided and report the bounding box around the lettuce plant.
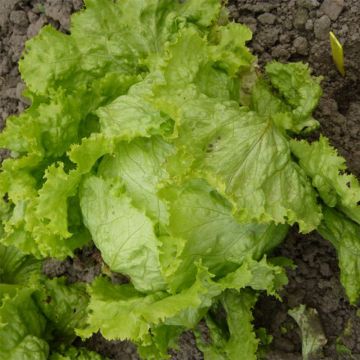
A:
[0,244,102,359]
[1,0,360,358]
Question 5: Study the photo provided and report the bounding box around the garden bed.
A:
[0,0,359,359]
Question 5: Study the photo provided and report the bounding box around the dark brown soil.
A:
[1,0,360,359]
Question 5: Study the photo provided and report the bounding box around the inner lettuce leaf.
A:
[1,0,360,358]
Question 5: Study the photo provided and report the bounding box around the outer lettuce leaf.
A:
[36,134,115,242]
[19,27,80,95]
[250,79,315,133]
[76,266,218,342]
[20,0,219,96]
[197,290,259,360]
[0,287,49,360]
[209,23,254,76]
[195,106,321,232]
[71,0,178,75]
[291,136,360,224]
[77,258,286,358]
[265,62,322,133]
[159,93,321,231]
[152,30,321,232]
[50,346,105,360]
[177,0,221,27]
[153,26,254,107]
[0,244,98,359]
[0,111,42,154]
[318,207,360,304]
[0,133,116,260]
[160,180,288,291]
[34,278,89,343]
[0,244,41,285]
[288,305,327,360]
[80,176,165,292]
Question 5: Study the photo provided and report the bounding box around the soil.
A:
[0,0,359,359]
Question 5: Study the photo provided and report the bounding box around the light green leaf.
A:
[161,180,288,291]
[77,265,218,342]
[221,290,259,360]
[265,62,322,133]
[0,111,42,154]
[177,0,221,27]
[198,107,321,231]
[19,26,80,95]
[197,290,259,360]
[96,91,169,139]
[162,93,321,231]
[36,163,80,239]
[71,0,209,76]
[80,176,165,292]
[318,207,360,304]
[209,22,254,76]
[219,257,288,297]
[250,80,298,132]
[291,136,360,224]
[78,257,285,354]
[99,137,173,226]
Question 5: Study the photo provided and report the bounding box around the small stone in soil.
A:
[314,15,331,40]
[293,8,309,30]
[297,0,320,9]
[305,19,314,31]
[320,0,345,21]
[293,36,309,55]
[320,263,332,277]
[258,12,277,25]
[10,10,29,27]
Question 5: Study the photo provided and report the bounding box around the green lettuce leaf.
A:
[50,346,105,360]
[151,30,321,232]
[99,137,173,227]
[0,287,49,360]
[160,180,288,291]
[197,290,259,360]
[80,176,165,292]
[208,22,254,76]
[291,136,360,224]
[318,207,360,304]
[159,93,321,231]
[265,62,322,133]
[0,244,41,285]
[34,278,89,343]
[177,0,221,27]
[0,244,97,359]
[77,258,286,359]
